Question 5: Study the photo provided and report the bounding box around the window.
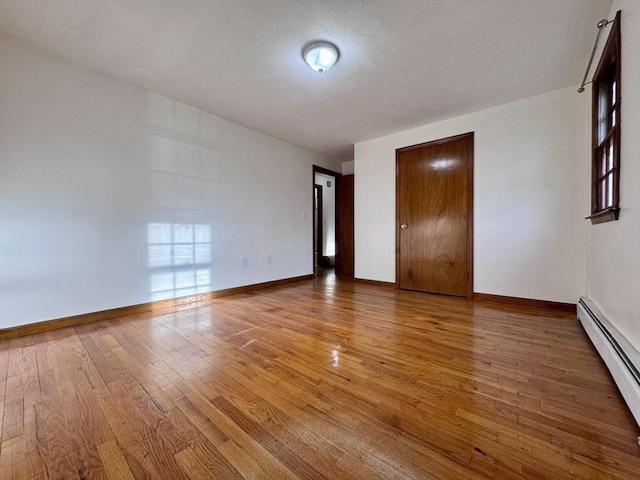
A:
[589,11,621,224]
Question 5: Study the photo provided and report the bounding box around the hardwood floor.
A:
[1,273,638,479]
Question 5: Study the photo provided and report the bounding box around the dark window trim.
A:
[587,10,621,224]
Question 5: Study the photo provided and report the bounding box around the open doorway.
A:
[313,167,337,274]
[313,164,354,278]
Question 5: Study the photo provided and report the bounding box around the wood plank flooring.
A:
[1,273,638,479]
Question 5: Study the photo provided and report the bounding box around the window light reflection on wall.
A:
[147,223,211,300]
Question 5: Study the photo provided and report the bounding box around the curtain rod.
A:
[578,18,614,93]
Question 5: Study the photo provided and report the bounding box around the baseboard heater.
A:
[577,297,640,427]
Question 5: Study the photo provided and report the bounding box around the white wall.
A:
[0,36,337,329]
[314,172,336,256]
[342,161,354,176]
[355,86,590,303]
[586,0,640,349]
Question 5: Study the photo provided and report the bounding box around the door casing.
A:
[314,184,323,266]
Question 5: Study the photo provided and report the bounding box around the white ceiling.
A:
[0,0,612,160]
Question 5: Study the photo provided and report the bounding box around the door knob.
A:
[400,224,408,230]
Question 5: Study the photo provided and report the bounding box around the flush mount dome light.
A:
[302,41,339,73]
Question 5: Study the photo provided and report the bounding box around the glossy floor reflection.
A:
[1,274,638,479]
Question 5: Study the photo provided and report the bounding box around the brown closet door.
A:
[396,133,473,297]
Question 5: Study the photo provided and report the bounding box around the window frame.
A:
[588,10,621,225]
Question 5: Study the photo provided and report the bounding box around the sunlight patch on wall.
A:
[148,223,211,300]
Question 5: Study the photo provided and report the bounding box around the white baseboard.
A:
[577,297,640,427]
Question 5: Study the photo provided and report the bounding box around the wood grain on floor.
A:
[1,274,638,479]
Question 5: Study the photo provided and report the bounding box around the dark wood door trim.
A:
[314,184,323,266]
[395,132,474,298]
[313,165,341,178]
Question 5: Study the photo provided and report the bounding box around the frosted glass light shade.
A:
[302,42,339,73]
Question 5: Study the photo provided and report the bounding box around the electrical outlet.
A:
[302,211,308,220]
[242,256,248,267]
[266,254,272,263]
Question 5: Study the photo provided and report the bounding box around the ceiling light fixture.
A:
[302,41,340,73]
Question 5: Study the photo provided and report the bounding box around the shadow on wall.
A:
[148,92,220,210]
[146,92,221,301]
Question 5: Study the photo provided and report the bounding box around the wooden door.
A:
[396,133,473,297]
[336,174,354,276]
